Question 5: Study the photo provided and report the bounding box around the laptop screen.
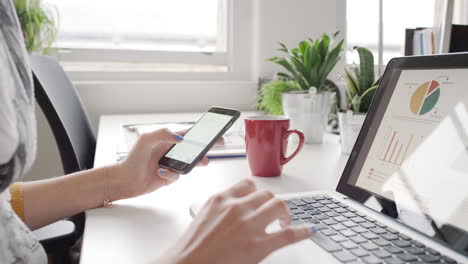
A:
[337,55,468,255]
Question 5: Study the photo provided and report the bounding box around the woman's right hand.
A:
[157,179,316,264]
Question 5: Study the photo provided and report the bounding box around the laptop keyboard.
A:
[286,195,458,264]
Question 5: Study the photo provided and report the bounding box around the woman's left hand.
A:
[108,128,222,201]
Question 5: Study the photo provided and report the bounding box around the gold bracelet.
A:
[103,167,112,208]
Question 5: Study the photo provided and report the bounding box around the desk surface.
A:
[80,112,349,264]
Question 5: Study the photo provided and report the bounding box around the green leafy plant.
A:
[341,47,381,113]
[257,80,300,115]
[268,32,344,92]
[257,32,344,115]
[15,0,57,54]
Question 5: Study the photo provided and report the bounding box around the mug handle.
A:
[280,129,305,165]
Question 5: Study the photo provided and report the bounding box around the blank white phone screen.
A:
[165,112,232,164]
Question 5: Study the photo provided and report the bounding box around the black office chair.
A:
[30,55,96,263]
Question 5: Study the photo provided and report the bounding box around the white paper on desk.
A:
[117,121,246,161]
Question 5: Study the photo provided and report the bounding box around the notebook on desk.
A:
[117,120,246,161]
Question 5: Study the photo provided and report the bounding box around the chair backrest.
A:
[30,55,95,174]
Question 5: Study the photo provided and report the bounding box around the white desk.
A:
[80,112,349,264]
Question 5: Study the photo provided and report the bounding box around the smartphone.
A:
[159,107,241,174]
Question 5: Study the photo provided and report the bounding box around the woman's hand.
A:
[157,179,316,264]
[108,128,220,201]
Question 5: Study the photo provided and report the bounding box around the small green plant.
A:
[257,32,344,115]
[268,32,344,92]
[341,47,381,113]
[257,80,300,115]
[15,0,57,54]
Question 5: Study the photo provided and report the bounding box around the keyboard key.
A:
[323,219,338,225]
[385,227,399,234]
[319,199,333,205]
[306,209,321,215]
[343,212,357,218]
[310,232,342,252]
[372,249,392,258]
[397,233,411,240]
[291,215,299,220]
[287,202,298,209]
[315,214,329,220]
[425,248,440,255]
[310,202,321,208]
[299,205,314,210]
[419,254,441,262]
[315,224,329,230]
[306,218,320,224]
[384,245,403,254]
[340,229,357,237]
[361,242,379,251]
[341,241,359,250]
[297,213,312,219]
[384,257,404,264]
[361,222,376,229]
[362,232,379,240]
[370,227,388,234]
[337,202,349,208]
[334,216,348,222]
[355,211,367,217]
[291,219,304,225]
[343,221,359,228]
[406,247,425,255]
[321,228,337,236]
[411,240,425,248]
[392,239,411,248]
[289,198,306,206]
[381,233,399,240]
[291,208,303,214]
[351,235,369,244]
[373,238,391,246]
[331,223,347,231]
[362,255,383,264]
[330,235,347,243]
[300,197,316,203]
[351,226,368,233]
[318,207,331,213]
[396,253,417,262]
[335,207,348,213]
[326,211,340,217]
[327,203,340,209]
[351,248,370,257]
[365,216,377,222]
[333,251,357,263]
[351,217,367,223]
[376,222,387,228]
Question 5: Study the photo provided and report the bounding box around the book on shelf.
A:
[405,24,468,56]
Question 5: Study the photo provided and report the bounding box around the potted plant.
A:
[15,0,57,54]
[338,46,381,154]
[257,32,344,143]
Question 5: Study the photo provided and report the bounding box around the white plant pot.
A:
[338,112,366,155]
[282,91,334,144]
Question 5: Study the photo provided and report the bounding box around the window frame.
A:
[51,0,253,82]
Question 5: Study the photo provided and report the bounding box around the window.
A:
[43,0,252,81]
[347,0,435,68]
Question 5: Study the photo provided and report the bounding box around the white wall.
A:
[25,0,344,181]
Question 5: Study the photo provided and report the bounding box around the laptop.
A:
[192,53,468,264]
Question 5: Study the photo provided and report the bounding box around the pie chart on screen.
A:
[410,80,441,115]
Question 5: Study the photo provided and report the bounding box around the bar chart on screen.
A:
[378,128,421,166]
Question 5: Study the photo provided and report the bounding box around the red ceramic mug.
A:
[244,116,305,177]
